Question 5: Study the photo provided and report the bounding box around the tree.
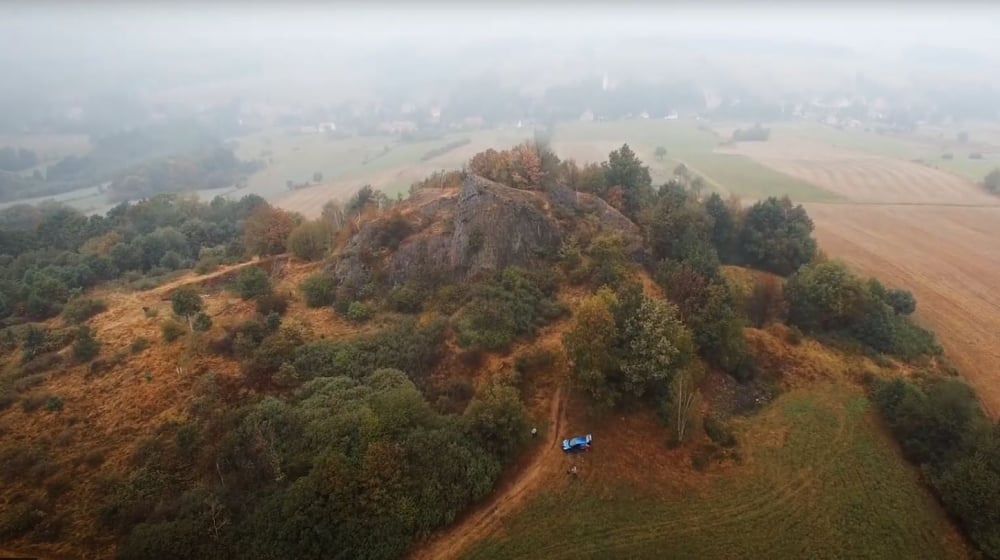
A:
[564,289,620,407]
[784,260,865,332]
[704,192,739,263]
[312,171,323,183]
[886,288,916,316]
[739,196,816,276]
[171,287,204,329]
[654,146,667,161]
[670,369,700,444]
[982,168,1000,194]
[243,204,297,257]
[602,144,652,217]
[618,297,694,400]
[287,219,332,261]
[463,381,530,461]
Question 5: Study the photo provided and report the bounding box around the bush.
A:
[0,501,46,540]
[704,415,736,447]
[388,285,424,313]
[192,313,213,332]
[131,337,150,354]
[45,395,64,412]
[346,301,373,323]
[299,274,335,308]
[287,219,332,261]
[455,267,563,351]
[255,292,289,316]
[72,326,101,362]
[970,152,984,159]
[234,267,271,300]
[61,298,108,324]
[161,320,186,342]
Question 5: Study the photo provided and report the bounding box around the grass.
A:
[463,385,964,560]
[780,122,998,183]
[552,119,840,202]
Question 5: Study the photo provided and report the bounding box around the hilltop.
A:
[0,141,995,560]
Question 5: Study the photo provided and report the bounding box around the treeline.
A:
[0,121,256,203]
[0,194,273,322]
[108,148,261,202]
[732,123,770,142]
[0,147,39,173]
[873,377,1000,557]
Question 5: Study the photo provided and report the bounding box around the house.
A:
[664,111,679,121]
[318,122,337,133]
[640,111,650,119]
[579,110,595,122]
[378,120,418,135]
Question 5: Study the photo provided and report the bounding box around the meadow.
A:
[462,386,966,560]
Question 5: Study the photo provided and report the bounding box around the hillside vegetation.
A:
[0,140,993,560]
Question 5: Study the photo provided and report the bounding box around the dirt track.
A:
[410,386,568,560]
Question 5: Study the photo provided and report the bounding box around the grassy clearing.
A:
[463,385,965,560]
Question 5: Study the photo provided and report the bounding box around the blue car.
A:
[562,434,593,453]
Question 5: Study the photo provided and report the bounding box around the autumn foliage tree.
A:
[244,204,298,257]
[468,142,546,190]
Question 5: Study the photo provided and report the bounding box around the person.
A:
[567,465,578,476]
[531,427,538,438]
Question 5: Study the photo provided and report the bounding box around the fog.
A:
[3,2,999,115]
[1,1,999,210]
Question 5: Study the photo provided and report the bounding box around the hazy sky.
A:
[3,2,1000,53]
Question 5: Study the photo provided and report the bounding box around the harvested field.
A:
[730,139,997,205]
[807,203,1000,416]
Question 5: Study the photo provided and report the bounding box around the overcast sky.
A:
[3,2,1000,54]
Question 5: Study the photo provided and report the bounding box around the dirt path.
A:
[410,386,569,560]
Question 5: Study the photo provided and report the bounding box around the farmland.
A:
[462,386,966,560]
[256,120,839,217]
[726,123,1000,415]
[807,204,1000,416]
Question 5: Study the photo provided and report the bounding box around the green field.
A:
[779,122,998,183]
[464,386,964,560]
[552,120,840,202]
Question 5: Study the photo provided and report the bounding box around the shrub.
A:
[346,301,372,323]
[970,152,984,159]
[61,298,108,324]
[388,285,424,313]
[161,320,186,342]
[0,501,46,540]
[299,274,335,308]
[193,257,219,274]
[131,337,150,354]
[255,292,289,316]
[21,395,45,413]
[72,326,101,362]
[455,267,563,351]
[287,219,332,261]
[234,267,271,300]
[942,152,954,160]
[45,395,64,412]
[704,415,736,447]
[192,313,213,332]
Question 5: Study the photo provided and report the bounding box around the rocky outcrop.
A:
[333,174,640,290]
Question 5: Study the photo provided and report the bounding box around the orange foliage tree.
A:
[244,204,298,257]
